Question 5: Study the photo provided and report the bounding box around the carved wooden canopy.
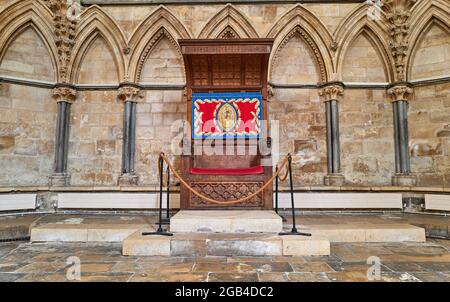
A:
[179,39,274,100]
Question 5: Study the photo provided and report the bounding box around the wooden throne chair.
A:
[178,39,274,210]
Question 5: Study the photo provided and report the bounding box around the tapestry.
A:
[192,92,262,139]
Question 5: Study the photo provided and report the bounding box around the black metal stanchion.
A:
[275,165,286,222]
[275,165,279,213]
[160,165,171,225]
[279,154,311,237]
[142,154,173,236]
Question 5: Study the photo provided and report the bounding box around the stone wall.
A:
[410,82,450,187]
[410,24,450,80]
[0,0,449,189]
[0,27,55,81]
[135,89,185,185]
[68,90,123,186]
[340,89,395,185]
[342,33,388,83]
[0,83,55,186]
[270,88,327,185]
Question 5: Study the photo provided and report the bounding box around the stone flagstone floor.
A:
[0,212,449,282]
[0,239,449,282]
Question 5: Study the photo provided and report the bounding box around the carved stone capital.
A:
[387,84,413,102]
[318,83,344,102]
[118,85,143,103]
[52,87,77,103]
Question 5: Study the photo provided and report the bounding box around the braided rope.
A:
[159,153,290,205]
[277,163,289,182]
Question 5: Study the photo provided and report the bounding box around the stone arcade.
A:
[0,0,449,278]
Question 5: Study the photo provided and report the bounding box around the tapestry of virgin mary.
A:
[192,92,262,139]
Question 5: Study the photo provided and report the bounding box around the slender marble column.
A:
[50,86,77,186]
[117,84,142,186]
[388,83,417,186]
[319,83,345,186]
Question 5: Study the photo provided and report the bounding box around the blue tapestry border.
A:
[192,92,263,139]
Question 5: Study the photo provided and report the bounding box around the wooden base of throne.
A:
[180,167,273,210]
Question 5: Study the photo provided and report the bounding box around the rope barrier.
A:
[277,163,289,182]
[159,152,291,205]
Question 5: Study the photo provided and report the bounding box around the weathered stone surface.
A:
[206,236,282,256]
[282,235,330,256]
[122,229,171,256]
[31,224,146,242]
[170,210,283,233]
[298,224,425,243]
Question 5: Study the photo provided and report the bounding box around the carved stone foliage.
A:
[383,0,417,81]
[387,84,413,102]
[189,182,263,207]
[44,0,79,83]
[117,85,143,103]
[318,84,344,102]
[52,86,77,103]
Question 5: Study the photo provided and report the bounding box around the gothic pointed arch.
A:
[341,29,390,83]
[136,28,185,84]
[267,4,333,83]
[128,6,191,82]
[0,0,58,81]
[407,1,450,80]
[198,4,258,39]
[334,4,394,83]
[70,5,127,83]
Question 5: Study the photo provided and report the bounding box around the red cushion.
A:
[189,166,265,175]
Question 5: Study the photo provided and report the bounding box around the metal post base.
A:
[279,228,311,237]
[142,229,173,237]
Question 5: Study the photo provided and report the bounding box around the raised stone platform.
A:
[297,224,426,243]
[122,229,330,257]
[170,210,283,233]
[31,223,146,242]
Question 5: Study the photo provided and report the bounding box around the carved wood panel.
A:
[189,182,264,207]
[191,55,209,86]
[212,55,242,86]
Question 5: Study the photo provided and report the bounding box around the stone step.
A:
[170,210,283,233]
[122,230,330,257]
[30,223,146,242]
[296,224,426,243]
[30,222,426,244]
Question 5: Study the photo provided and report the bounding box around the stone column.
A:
[117,84,142,186]
[50,86,77,186]
[388,83,417,186]
[319,82,345,186]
